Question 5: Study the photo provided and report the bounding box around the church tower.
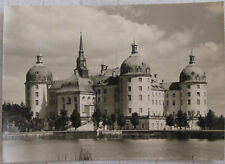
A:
[75,33,89,78]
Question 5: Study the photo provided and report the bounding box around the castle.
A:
[25,34,208,130]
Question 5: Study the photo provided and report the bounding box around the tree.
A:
[70,109,81,130]
[197,115,206,130]
[117,114,126,129]
[110,114,116,130]
[55,109,69,131]
[205,109,215,129]
[92,109,102,128]
[175,110,188,130]
[214,115,224,130]
[183,112,189,130]
[175,110,183,129]
[130,112,139,129]
[166,114,175,129]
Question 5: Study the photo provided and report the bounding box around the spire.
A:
[131,40,138,54]
[36,49,43,64]
[79,32,84,55]
[189,49,195,64]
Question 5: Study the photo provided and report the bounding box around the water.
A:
[3,139,224,163]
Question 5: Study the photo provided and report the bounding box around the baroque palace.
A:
[25,34,208,130]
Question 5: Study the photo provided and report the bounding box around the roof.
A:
[49,80,64,90]
[120,54,150,76]
[91,75,119,86]
[26,64,53,84]
[162,82,180,90]
[55,71,94,94]
[103,67,120,76]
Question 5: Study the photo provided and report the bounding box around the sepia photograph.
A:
[2,1,224,163]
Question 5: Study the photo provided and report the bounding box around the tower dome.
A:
[26,53,53,84]
[179,51,206,83]
[120,42,150,75]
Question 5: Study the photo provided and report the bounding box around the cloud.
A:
[205,2,224,15]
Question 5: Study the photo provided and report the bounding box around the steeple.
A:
[36,49,43,64]
[189,49,195,64]
[131,41,138,54]
[79,32,84,55]
[75,33,89,78]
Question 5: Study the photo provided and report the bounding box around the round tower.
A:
[179,51,207,117]
[119,42,151,117]
[25,52,53,118]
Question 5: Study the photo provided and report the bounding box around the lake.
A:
[2,139,224,163]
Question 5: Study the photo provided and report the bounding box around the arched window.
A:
[82,96,85,101]
[87,97,91,104]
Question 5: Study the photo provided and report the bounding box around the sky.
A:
[2,2,224,114]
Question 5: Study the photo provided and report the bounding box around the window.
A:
[98,97,101,103]
[152,100,154,105]
[147,78,150,82]
[103,89,107,94]
[172,93,176,98]
[128,78,131,82]
[35,85,38,89]
[172,100,175,106]
[139,108,142,113]
[155,100,158,105]
[138,86,142,91]
[142,123,145,129]
[159,100,161,105]
[35,92,38,97]
[197,92,200,97]
[167,100,169,106]
[74,97,77,102]
[128,86,131,92]
[139,95,142,100]
[62,97,65,103]
[188,99,191,105]
[197,99,200,105]
[187,92,191,97]
[82,96,85,101]
[35,100,39,105]
[138,78,142,82]
[129,108,132,113]
[148,95,150,100]
[197,85,200,89]
[148,86,150,91]
[97,89,101,94]
[128,95,131,101]
[104,97,107,103]
[187,85,191,89]
[152,92,154,97]
[166,93,169,98]
[67,97,71,104]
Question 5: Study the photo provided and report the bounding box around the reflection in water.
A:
[3,139,224,163]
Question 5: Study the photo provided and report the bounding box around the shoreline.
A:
[2,130,224,140]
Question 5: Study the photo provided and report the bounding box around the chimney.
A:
[101,64,108,75]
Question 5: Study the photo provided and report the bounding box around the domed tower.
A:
[179,51,207,116]
[120,41,151,117]
[25,52,53,118]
